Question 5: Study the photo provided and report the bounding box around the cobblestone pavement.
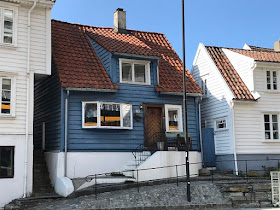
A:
[29,181,230,209]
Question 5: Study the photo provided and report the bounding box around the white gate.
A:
[271,171,280,207]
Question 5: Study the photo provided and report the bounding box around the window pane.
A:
[134,64,146,83]
[3,10,13,44]
[122,63,132,82]
[84,103,97,126]
[272,115,278,122]
[168,110,178,130]
[2,79,11,90]
[267,71,271,77]
[1,79,11,114]
[265,132,271,139]
[273,131,279,139]
[273,71,277,90]
[3,36,12,44]
[264,115,270,122]
[265,123,270,131]
[0,147,14,178]
[216,119,226,129]
[101,103,120,127]
[122,104,131,127]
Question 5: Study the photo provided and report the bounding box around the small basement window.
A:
[165,105,183,132]
[119,59,151,85]
[82,102,133,129]
[266,71,277,90]
[215,118,227,131]
[0,146,14,178]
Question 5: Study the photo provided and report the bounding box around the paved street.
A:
[29,181,231,209]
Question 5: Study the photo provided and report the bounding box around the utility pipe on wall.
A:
[23,0,37,198]
[198,100,204,167]
[64,90,70,177]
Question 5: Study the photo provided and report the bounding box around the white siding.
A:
[234,65,280,154]
[192,44,234,155]
[223,49,255,91]
[0,3,51,134]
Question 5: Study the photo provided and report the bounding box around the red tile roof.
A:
[86,27,161,57]
[247,45,275,52]
[52,20,202,94]
[229,48,280,63]
[206,46,254,100]
[52,20,118,90]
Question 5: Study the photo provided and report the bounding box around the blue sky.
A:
[52,0,280,70]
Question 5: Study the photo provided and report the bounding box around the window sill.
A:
[262,140,280,143]
[214,128,229,133]
[82,126,133,130]
[120,81,151,86]
[0,43,17,49]
[263,91,280,94]
[0,115,15,119]
[166,130,183,133]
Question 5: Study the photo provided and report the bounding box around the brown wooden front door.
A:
[144,104,164,148]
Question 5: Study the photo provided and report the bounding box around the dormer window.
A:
[119,59,150,85]
[266,71,277,90]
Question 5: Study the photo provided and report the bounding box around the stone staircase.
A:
[4,150,59,209]
[123,151,152,177]
[33,150,55,196]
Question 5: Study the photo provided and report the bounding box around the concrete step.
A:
[4,195,62,210]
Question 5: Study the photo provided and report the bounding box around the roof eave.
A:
[113,52,161,60]
[65,87,118,93]
[232,98,258,102]
[159,91,203,97]
[3,0,55,8]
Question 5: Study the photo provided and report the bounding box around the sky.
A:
[52,0,280,70]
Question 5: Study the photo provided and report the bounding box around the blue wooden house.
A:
[33,9,203,195]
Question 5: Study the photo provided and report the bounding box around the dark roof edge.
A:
[65,87,118,92]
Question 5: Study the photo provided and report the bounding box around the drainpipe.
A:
[231,102,238,175]
[23,0,37,198]
[198,98,204,167]
[64,90,70,177]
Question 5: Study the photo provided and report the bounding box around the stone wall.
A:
[218,182,272,208]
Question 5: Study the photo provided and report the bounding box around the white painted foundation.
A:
[0,135,33,208]
[136,151,202,182]
[45,151,202,194]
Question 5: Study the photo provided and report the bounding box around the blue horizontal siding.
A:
[66,91,199,152]
[61,43,200,152]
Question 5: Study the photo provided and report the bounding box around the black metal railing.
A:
[84,157,280,199]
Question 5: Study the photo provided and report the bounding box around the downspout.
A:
[231,102,238,175]
[198,98,204,167]
[64,90,70,177]
[24,1,37,198]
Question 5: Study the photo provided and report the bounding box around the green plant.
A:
[247,172,259,177]
[262,165,279,177]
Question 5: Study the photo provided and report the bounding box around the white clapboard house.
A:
[0,0,54,207]
[191,41,280,174]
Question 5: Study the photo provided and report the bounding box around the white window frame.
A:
[214,117,227,131]
[119,58,151,85]
[266,70,278,91]
[165,104,183,133]
[201,74,208,97]
[82,101,133,129]
[0,77,15,117]
[0,3,18,47]
[263,113,280,141]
